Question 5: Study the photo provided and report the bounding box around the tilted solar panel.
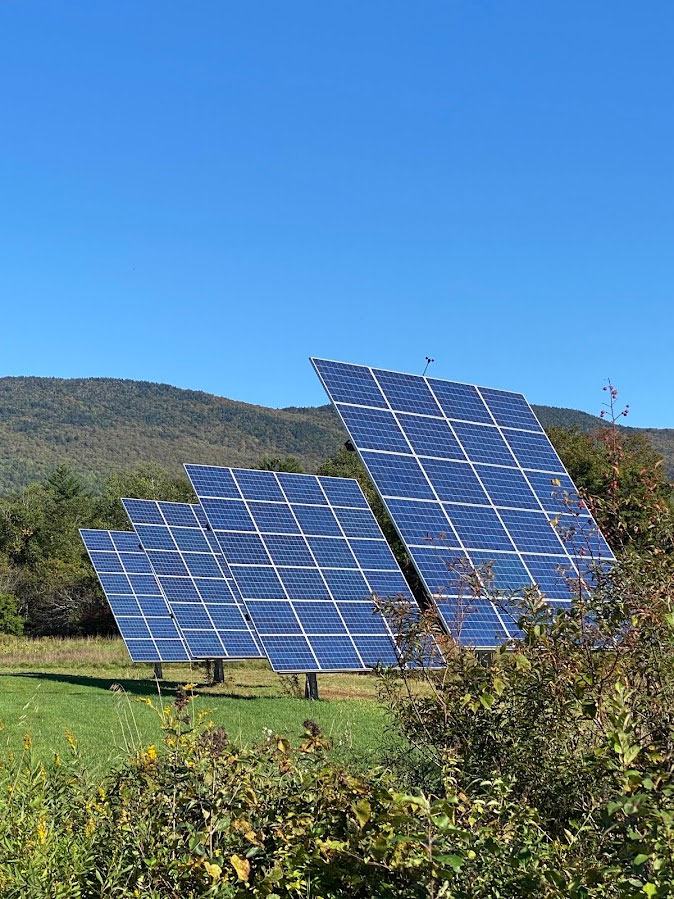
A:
[80,529,191,662]
[122,499,264,660]
[184,465,416,673]
[312,358,614,649]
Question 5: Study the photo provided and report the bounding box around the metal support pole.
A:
[153,662,163,680]
[304,672,319,700]
[213,659,225,683]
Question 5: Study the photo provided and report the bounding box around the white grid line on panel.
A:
[81,530,192,662]
[168,503,261,655]
[126,502,228,656]
[472,387,585,578]
[224,471,323,670]
[502,392,615,564]
[332,398,544,435]
[365,367,511,641]
[378,371,515,636]
[311,359,614,645]
[233,469,366,667]
[311,356,539,412]
[156,501,263,653]
[478,389,612,570]
[84,531,165,659]
[187,467,412,671]
[319,422,571,476]
[311,366,470,619]
[313,475,404,654]
[123,500,253,659]
[421,379,545,594]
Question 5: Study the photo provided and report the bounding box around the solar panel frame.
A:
[312,358,615,649]
[122,499,264,660]
[185,465,416,673]
[80,529,191,662]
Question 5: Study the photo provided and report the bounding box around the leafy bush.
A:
[0,690,561,898]
[0,592,23,635]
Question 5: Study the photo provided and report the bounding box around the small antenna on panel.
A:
[423,356,435,376]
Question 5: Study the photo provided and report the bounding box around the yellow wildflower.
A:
[144,745,157,762]
[22,733,32,752]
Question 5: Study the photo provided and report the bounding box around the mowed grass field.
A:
[0,637,393,771]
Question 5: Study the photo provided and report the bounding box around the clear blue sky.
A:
[1,2,672,426]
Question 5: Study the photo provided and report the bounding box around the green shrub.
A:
[0,592,23,635]
[0,688,563,898]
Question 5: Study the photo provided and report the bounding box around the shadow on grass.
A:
[0,671,282,701]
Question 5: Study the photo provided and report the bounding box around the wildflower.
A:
[22,733,32,752]
[37,820,47,843]
[65,730,77,751]
[144,745,157,762]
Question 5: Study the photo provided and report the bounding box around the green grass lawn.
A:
[0,637,393,771]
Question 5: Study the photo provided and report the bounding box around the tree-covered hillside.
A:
[0,376,671,494]
[0,377,344,493]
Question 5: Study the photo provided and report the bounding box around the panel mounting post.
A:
[153,663,163,680]
[304,672,319,700]
[213,659,225,683]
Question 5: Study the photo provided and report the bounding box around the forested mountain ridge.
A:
[0,375,671,494]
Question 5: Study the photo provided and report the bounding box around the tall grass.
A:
[0,634,131,668]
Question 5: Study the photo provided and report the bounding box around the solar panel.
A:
[80,529,191,662]
[312,358,614,648]
[122,499,264,660]
[184,465,416,673]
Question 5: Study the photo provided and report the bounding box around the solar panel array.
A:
[81,529,190,662]
[185,465,413,673]
[122,499,264,660]
[312,358,614,648]
[81,357,614,666]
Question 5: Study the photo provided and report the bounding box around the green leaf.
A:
[492,676,506,696]
[353,799,371,829]
[440,853,463,873]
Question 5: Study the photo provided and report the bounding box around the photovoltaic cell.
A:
[80,529,190,662]
[185,465,417,673]
[312,358,615,648]
[122,499,263,660]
